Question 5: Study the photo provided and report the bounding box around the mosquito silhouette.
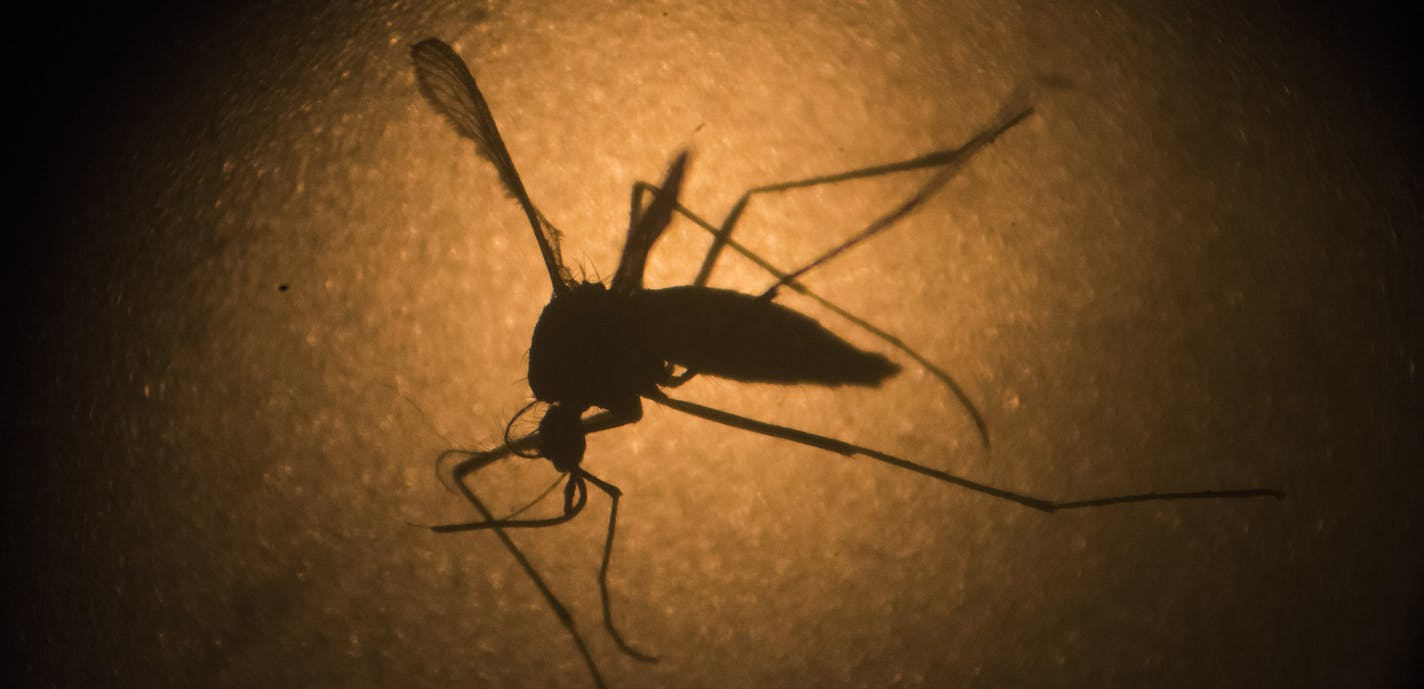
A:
[410,37,1282,689]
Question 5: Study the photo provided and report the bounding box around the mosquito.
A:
[410,37,1282,688]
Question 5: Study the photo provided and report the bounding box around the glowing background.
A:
[10,1,1421,688]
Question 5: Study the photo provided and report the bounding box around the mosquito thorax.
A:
[528,281,661,419]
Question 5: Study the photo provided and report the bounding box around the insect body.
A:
[410,37,1282,689]
[530,280,902,470]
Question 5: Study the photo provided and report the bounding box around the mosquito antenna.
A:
[647,390,1283,511]
[505,399,545,459]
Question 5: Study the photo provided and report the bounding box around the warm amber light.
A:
[13,3,1422,689]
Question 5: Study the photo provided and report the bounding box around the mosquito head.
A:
[537,403,586,473]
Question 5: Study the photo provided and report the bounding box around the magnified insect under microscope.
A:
[409,37,1283,689]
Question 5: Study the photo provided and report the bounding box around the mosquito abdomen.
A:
[631,286,899,386]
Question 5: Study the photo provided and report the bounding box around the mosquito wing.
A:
[611,151,688,295]
[411,38,573,293]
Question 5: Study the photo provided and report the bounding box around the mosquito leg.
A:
[663,369,696,387]
[628,179,650,240]
[622,96,1032,448]
[499,474,568,521]
[696,98,1032,288]
[725,104,1026,445]
[440,462,607,689]
[627,92,1029,294]
[426,476,588,532]
[756,98,1035,295]
[579,469,660,663]
[628,181,992,446]
[440,409,636,480]
[421,409,643,689]
[648,391,1284,511]
[429,409,637,531]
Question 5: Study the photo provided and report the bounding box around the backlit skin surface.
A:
[10,2,1421,688]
